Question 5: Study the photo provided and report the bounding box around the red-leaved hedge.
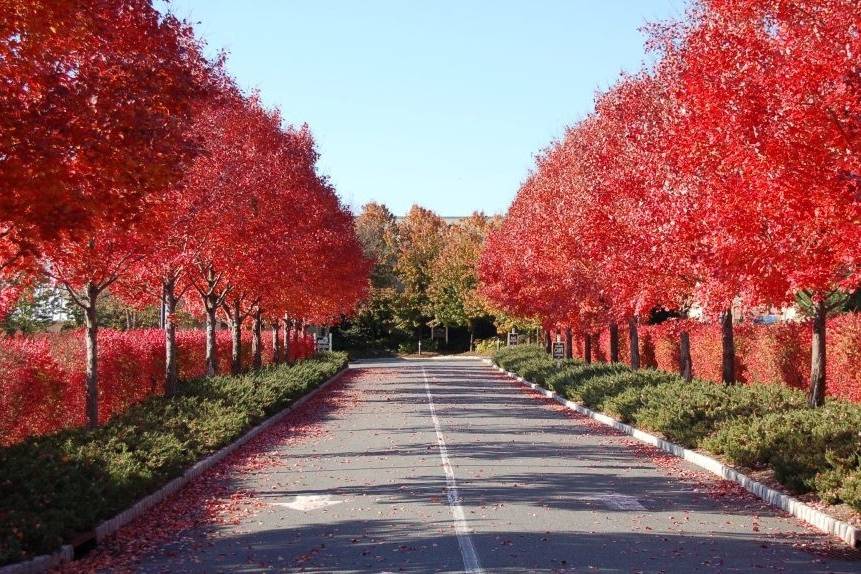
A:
[0,328,316,446]
[590,314,861,402]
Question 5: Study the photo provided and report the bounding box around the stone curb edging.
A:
[485,359,860,548]
[0,365,350,574]
[0,547,74,574]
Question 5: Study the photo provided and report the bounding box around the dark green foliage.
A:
[628,381,807,448]
[566,368,677,412]
[494,344,582,389]
[0,353,347,566]
[704,402,861,509]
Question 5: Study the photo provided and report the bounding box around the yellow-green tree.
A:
[428,213,496,343]
[394,205,445,336]
[352,202,400,338]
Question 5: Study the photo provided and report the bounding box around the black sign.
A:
[552,342,565,360]
[315,336,331,352]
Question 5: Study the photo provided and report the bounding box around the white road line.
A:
[422,367,484,574]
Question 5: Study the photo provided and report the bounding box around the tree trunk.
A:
[584,333,592,364]
[544,329,552,353]
[721,309,736,385]
[251,308,262,371]
[808,299,827,407]
[284,319,291,363]
[271,320,282,364]
[609,321,619,363]
[83,284,99,429]
[229,299,242,375]
[163,278,178,396]
[628,316,640,370]
[564,327,573,359]
[205,298,218,376]
[679,329,692,382]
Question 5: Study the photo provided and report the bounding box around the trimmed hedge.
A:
[588,314,861,402]
[703,403,861,499]
[494,345,861,512]
[0,352,347,567]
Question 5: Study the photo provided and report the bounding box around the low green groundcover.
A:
[0,352,348,567]
[494,345,861,513]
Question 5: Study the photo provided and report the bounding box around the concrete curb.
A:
[0,365,350,574]
[0,547,73,574]
[486,359,860,548]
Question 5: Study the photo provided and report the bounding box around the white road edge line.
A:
[422,367,484,574]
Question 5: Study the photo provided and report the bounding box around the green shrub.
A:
[566,368,677,411]
[703,401,861,504]
[629,381,807,448]
[0,352,347,567]
[838,470,861,511]
[603,384,660,423]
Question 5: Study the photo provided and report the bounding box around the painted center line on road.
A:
[422,367,484,574]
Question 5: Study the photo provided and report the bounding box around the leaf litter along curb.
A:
[54,370,370,574]
[498,370,861,562]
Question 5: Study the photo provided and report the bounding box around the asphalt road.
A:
[106,358,859,573]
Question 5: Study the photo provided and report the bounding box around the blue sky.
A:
[162,0,687,216]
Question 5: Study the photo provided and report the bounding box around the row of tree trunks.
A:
[74,264,310,427]
[548,316,707,387]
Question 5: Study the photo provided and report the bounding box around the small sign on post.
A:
[552,340,565,368]
[315,333,332,353]
[507,330,519,346]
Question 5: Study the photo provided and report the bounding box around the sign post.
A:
[315,333,331,353]
[552,340,565,367]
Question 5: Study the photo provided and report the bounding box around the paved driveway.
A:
[72,358,860,573]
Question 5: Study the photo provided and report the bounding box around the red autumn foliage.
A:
[0,328,316,446]
[3,2,370,428]
[0,0,212,306]
[480,0,860,399]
